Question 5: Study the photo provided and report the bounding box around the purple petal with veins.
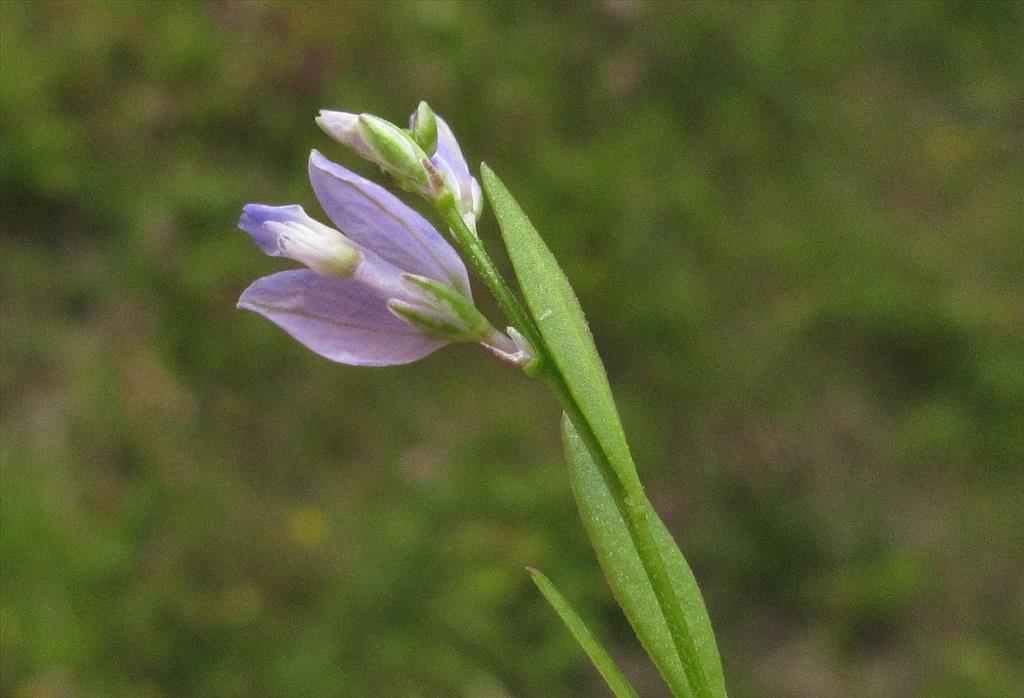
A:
[238,270,447,366]
[239,204,310,255]
[432,115,472,185]
[308,150,470,296]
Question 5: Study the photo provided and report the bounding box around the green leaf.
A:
[528,568,640,698]
[563,416,727,698]
[481,165,639,488]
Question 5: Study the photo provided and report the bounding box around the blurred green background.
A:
[2,1,1022,696]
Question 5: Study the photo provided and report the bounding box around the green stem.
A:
[437,196,545,364]
[438,198,714,698]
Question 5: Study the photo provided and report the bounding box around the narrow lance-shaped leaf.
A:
[481,164,640,489]
[528,568,640,698]
[483,164,722,696]
[563,416,727,698]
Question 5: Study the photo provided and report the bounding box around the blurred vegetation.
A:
[1,1,1022,696]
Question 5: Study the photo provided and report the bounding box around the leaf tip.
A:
[480,163,499,195]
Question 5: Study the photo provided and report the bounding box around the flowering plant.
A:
[238,103,726,698]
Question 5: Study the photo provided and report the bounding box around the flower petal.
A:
[239,203,361,276]
[315,110,377,161]
[307,150,471,296]
[238,269,447,366]
[432,114,472,186]
[239,204,310,255]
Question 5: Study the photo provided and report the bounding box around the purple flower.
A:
[238,150,512,366]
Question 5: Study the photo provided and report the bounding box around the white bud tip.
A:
[316,110,359,131]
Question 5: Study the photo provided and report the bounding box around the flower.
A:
[237,150,514,366]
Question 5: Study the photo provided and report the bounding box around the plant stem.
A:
[437,197,545,365]
[438,199,715,698]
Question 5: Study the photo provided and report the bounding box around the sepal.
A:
[357,114,436,195]
[389,274,494,343]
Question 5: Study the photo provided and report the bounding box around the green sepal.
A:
[386,299,465,340]
[358,114,432,193]
[391,274,498,343]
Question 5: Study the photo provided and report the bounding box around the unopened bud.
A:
[357,114,434,192]
[317,110,439,199]
[410,101,438,155]
[315,111,376,161]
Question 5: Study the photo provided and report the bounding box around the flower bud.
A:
[406,106,483,230]
[314,111,376,161]
[410,101,438,155]
[317,110,439,199]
